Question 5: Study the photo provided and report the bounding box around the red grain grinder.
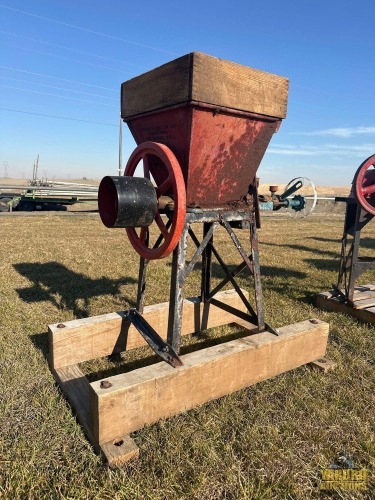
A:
[98,52,289,366]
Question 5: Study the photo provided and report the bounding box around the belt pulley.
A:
[98,141,186,260]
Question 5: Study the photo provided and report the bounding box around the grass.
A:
[0,212,374,499]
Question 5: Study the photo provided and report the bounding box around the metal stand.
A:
[336,197,375,304]
[137,208,271,355]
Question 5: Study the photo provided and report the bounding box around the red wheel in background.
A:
[124,141,186,260]
[354,154,375,216]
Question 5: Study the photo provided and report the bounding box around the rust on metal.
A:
[126,103,280,209]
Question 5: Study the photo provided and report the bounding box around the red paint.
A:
[124,142,186,259]
[354,154,375,215]
[126,103,281,208]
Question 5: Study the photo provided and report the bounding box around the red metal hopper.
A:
[121,52,289,208]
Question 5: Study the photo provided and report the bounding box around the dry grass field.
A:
[0,212,374,499]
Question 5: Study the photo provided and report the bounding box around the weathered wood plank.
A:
[53,364,92,441]
[353,297,375,309]
[122,52,288,119]
[49,289,249,370]
[359,284,375,291]
[53,365,139,464]
[99,436,139,466]
[310,357,337,373]
[191,52,288,118]
[316,293,375,324]
[352,291,375,302]
[89,319,328,444]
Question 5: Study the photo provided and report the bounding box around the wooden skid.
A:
[316,285,375,324]
[48,291,328,464]
[89,319,328,444]
[49,289,251,370]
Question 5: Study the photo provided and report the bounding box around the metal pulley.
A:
[98,141,187,260]
[353,154,375,215]
[98,176,157,228]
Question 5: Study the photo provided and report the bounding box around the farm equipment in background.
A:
[317,154,375,323]
[258,177,317,217]
[48,52,329,464]
[0,183,98,212]
[0,154,98,212]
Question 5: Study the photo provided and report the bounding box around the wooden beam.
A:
[49,289,251,370]
[54,364,139,465]
[53,364,94,443]
[89,319,329,444]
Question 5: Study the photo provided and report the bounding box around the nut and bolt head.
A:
[309,319,319,324]
[57,323,66,329]
[100,380,112,389]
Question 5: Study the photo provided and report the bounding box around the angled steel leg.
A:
[249,218,265,331]
[201,222,213,302]
[136,257,149,313]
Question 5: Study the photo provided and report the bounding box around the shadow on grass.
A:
[308,236,375,250]
[305,258,339,273]
[261,241,339,257]
[30,331,49,359]
[14,261,137,318]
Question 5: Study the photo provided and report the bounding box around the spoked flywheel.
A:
[124,141,186,260]
[353,154,375,216]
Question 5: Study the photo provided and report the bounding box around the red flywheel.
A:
[124,141,186,260]
[354,154,375,216]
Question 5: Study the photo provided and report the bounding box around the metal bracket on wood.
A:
[126,309,183,368]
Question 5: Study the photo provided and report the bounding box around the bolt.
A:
[317,358,327,364]
[57,323,65,329]
[161,346,169,353]
[100,380,112,389]
[309,319,319,324]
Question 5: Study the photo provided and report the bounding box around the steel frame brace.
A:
[136,208,271,355]
[336,198,375,303]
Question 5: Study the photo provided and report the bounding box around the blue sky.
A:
[1,0,374,185]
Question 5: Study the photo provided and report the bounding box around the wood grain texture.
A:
[54,365,139,464]
[191,52,288,118]
[54,364,93,441]
[121,54,191,119]
[310,357,337,373]
[316,289,375,324]
[49,289,251,369]
[90,319,328,443]
[99,436,139,466]
[121,52,288,119]
[353,297,375,309]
